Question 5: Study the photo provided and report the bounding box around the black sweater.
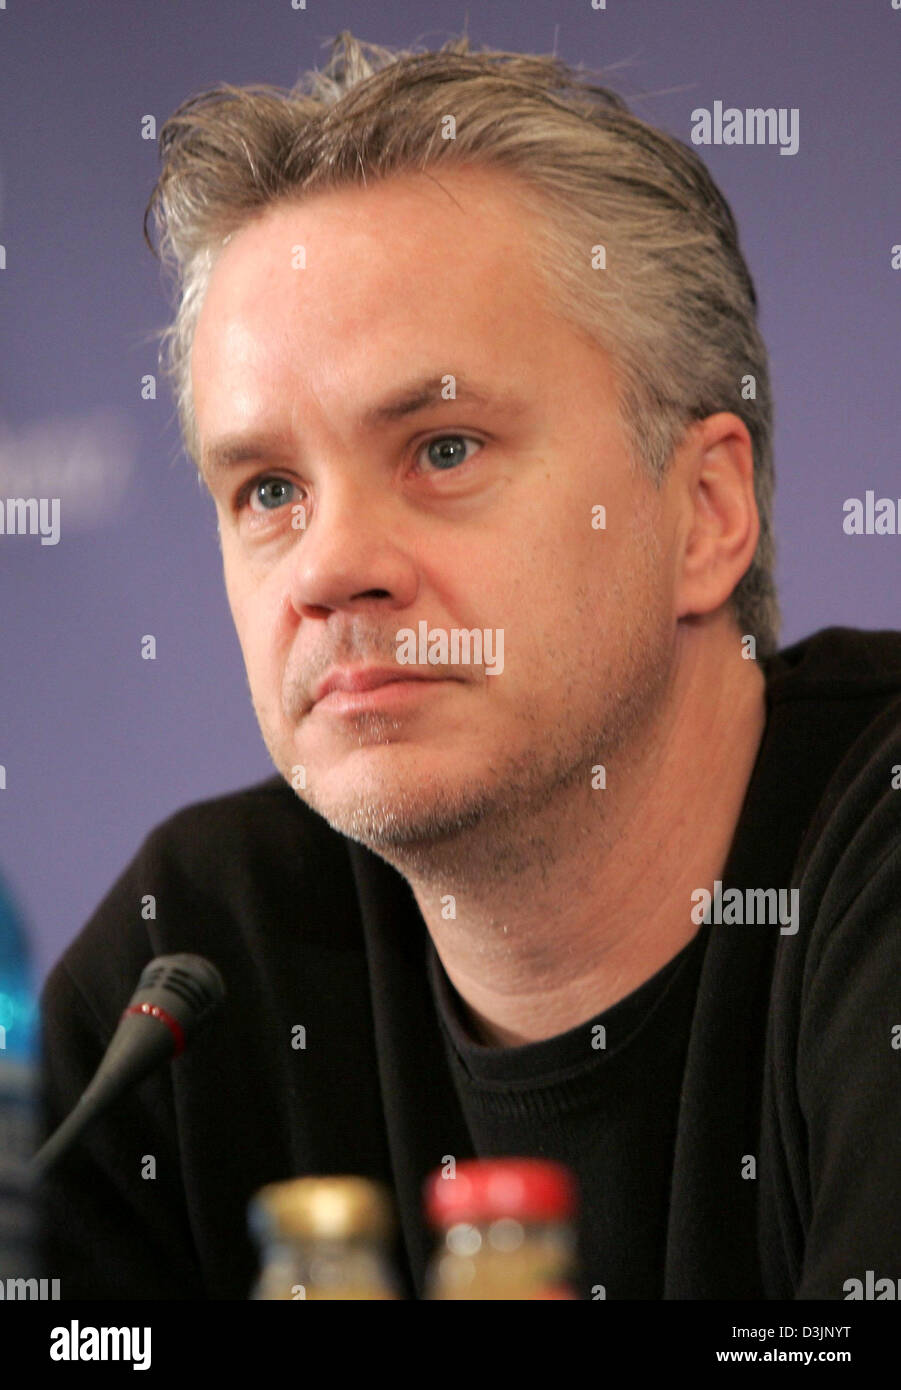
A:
[37,627,901,1299]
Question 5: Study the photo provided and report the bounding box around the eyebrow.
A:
[199,373,525,481]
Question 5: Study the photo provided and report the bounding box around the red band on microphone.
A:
[123,1002,186,1056]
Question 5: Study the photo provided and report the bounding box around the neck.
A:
[390,623,767,1047]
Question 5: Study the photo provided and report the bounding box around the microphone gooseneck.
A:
[32,953,225,1178]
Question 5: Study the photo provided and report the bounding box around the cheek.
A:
[220,540,243,615]
[237,609,281,692]
[221,560,268,680]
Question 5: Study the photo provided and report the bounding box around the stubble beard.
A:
[266,609,672,893]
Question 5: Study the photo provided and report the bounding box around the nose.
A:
[283,474,420,619]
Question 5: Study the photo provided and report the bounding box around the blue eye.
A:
[248,478,296,512]
[236,436,481,520]
[417,435,481,473]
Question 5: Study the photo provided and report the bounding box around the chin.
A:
[305,771,489,844]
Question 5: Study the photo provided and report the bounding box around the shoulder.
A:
[765,628,901,1049]
[135,773,340,882]
[760,627,901,1020]
[760,626,901,883]
[782,629,901,898]
[763,624,901,699]
[41,775,361,1027]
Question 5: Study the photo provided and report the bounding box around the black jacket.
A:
[38,627,901,1299]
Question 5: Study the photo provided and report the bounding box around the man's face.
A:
[191,166,677,856]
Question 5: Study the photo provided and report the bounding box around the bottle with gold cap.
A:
[248,1176,401,1300]
[423,1157,579,1299]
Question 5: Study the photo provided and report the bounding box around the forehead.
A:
[190,167,562,416]
[202,162,542,298]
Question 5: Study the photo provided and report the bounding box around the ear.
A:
[673,412,759,622]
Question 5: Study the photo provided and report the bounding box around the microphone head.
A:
[31,954,227,1178]
[124,954,226,1054]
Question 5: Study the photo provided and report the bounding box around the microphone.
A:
[32,953,225,1177]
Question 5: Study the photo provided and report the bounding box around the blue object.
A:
[0,869,38,1280]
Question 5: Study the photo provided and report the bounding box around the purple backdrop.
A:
[1,0,898,984]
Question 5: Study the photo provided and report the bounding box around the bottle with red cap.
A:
[423,1157,579,1299]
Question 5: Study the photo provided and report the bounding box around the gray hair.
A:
[144,30,780,655]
